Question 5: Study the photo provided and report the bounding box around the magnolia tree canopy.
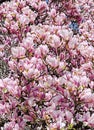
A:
[0,0,94,130]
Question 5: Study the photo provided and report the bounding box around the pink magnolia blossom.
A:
[46,34,61,48]
[0,103,9,115]
[88,114,94,127]
[21,36,34,50]
[35,45,49,58]
[68,36,78,49]
[46,55,59,68]
[58,61,66,72]
[0,51,4,57]
[0,45,5,51]
[38,1,48,12]
[65,110,73,123]
[11,47,26,58]
[8,60,17,70]
[50,9,56,18]
[61,29,73,41]
[2,78,21,97]
[4,122,20,130]
[23,67,40,79]
[19,14,30,26]
[80,88,94,103]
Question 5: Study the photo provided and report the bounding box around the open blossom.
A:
[77,41,94,58]
[50,9,56,18]
[46,34,61,48]
[19,14,30,25]
[11,47,26,58]
[65,110,73,123]
[87,114,94,127]
[55,15,65,25]
[46,55,59,68]
[35,45,49,57]
[38,1,48,12]
[4,122,20,130]
[68,36,78,49]
[0,45,5,51]
[8,60,17,70]
[0,103,9,115]
[79,88,94,103]
[22,6,32,16]
[61,29,73,41]
[21,36,34,50]
[23,67,40,79]
[78,45,94,58]
[2,78,21,97]
[58,61,66,72]
[80,61,93,70]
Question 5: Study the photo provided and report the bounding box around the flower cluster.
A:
[0,0,94,129]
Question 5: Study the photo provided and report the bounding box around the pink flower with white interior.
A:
[47,34,61,48]
[4,122,20,130]
[88,114,94,127]
[79,88,94,103]
[11,47,26,58]
[46,55,59,68]
[61,29,73,41]
[65,110,73,123]
[0,79,4,88]
[38,1,48,12]
[50,9,56,18]
[19,14,30,26]
[0,45,5,51]
[23,67,40,79]
[21,36,34,50]
[8,60,17,70]
[68,36,78,49]
[22,6,31,15]
[2,78,21,97]
[58,61,66,72]
[35,45,49,57]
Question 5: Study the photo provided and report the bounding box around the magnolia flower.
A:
[50,9,56,18]
[68,37,78,49]
[35,45,49,57]
[88,114,94,127]
[21,36,34,50]
[2,78,21,97]
[0,45,5,51]
[11,47,26,58]
[0,79,4,88]
[79,88,94,103]
[0,103,7,115]
[61,29,73,41]
[47,34,61,48]
[8,60,16,70]
[23,67,40,79]
[46,55,59,68]
[22,6,31,15]
[58,61,66,72]
[4,122,20,130]
[38,1,48,12]
[65,110,73,123]
[19,14,30,25]
[77,42,94,58]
